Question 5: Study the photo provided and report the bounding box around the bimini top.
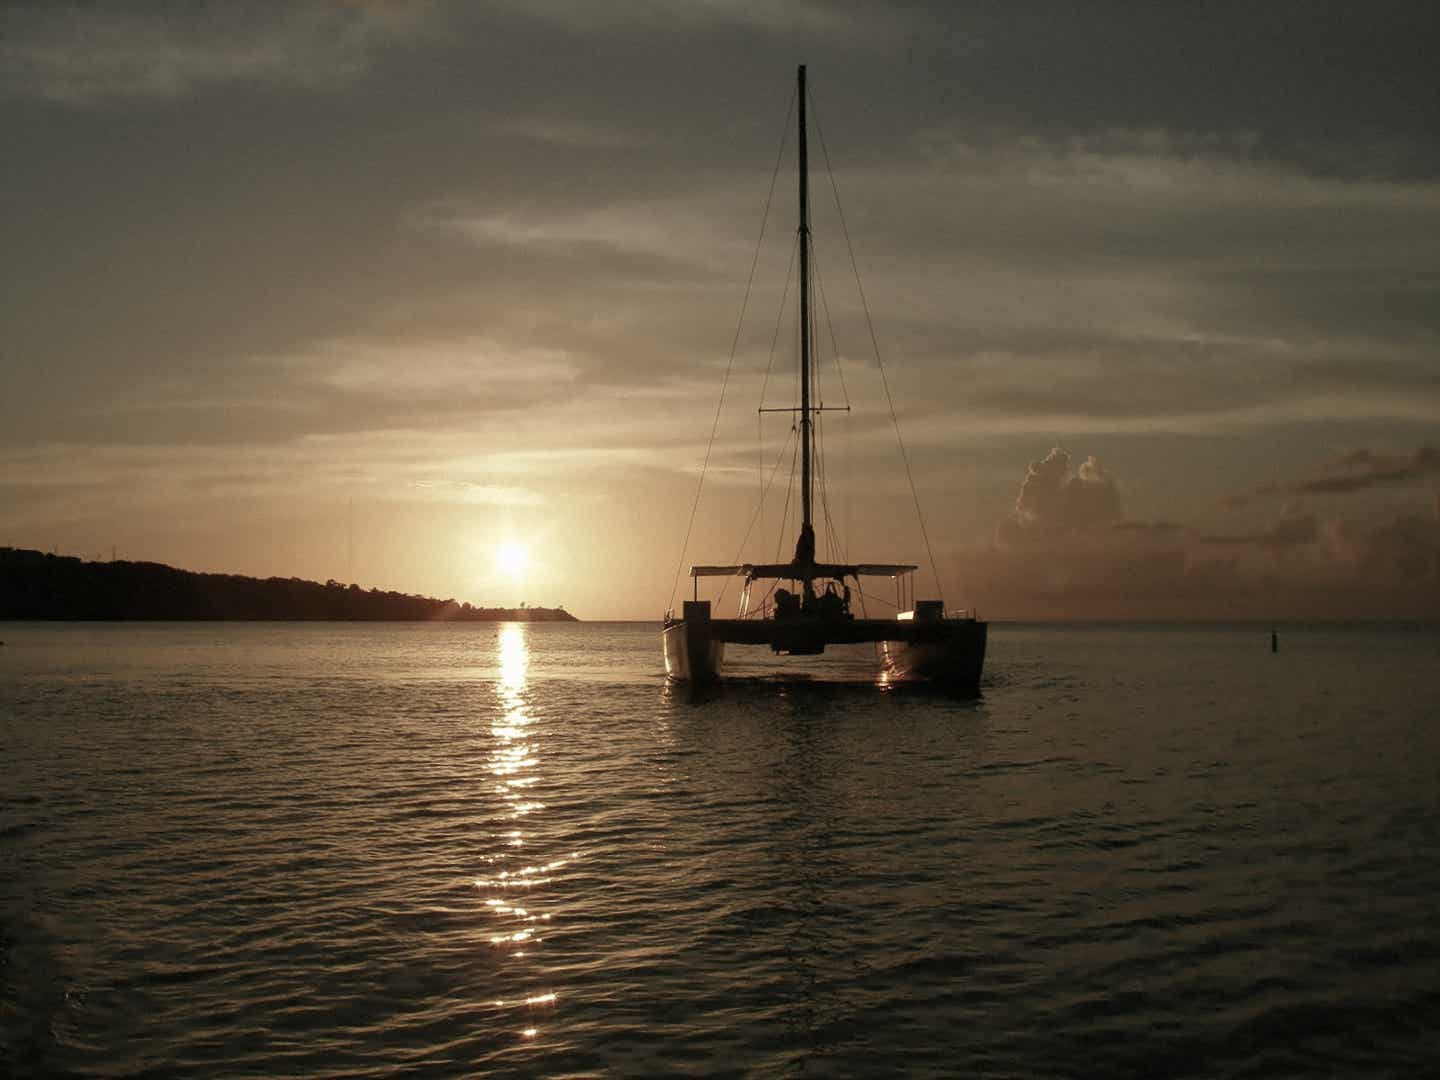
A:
[691,561,917,581]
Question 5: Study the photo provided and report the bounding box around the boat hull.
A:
[662,606,724,682]
[877,619,987,691]
[663,603,985,690]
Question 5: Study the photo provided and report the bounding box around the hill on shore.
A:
[0,548,577,622]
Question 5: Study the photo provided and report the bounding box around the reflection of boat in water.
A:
[662,65,986,691]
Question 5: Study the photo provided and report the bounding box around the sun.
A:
[496,541,530,579]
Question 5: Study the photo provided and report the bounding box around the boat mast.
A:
[797,64,813,552]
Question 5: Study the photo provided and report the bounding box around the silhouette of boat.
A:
[662,65,987,690]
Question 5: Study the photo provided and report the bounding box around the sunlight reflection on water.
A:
[4,622,1439,1077]
[477,623,559,1048]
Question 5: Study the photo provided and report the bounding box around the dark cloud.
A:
[5,4,1439,448]
[1279,446,1440,494]
[1241,446,1440,499]
[0,3,420,103]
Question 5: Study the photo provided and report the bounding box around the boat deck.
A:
[704,616,979,648]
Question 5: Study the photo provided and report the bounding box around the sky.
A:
[2,1,1438,620]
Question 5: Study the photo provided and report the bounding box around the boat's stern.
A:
[878,604,987,691]
[662,600,724,682]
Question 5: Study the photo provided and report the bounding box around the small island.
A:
[0,548,576,622]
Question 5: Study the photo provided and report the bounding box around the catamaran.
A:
[662,65,987,690]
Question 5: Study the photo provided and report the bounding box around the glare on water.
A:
[3,620,1438,1078]
[479,622,559,1046]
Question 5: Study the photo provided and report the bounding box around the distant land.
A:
[0,548,576,622]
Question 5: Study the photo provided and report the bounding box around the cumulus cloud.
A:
[996,447,1122,545]
[953,448,1438,619]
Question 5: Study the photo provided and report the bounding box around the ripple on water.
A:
[2,621,1439,1076]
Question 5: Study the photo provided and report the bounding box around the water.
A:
[2,621,1438,1078]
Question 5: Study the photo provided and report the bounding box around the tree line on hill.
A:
[0,548,576,622]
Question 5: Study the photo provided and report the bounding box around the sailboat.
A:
[662,65,987,690]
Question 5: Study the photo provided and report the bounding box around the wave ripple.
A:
[2,621,1439,1077]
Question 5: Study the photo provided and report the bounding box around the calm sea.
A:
[2,621,1438,1078]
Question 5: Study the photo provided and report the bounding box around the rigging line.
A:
[668,83,797,611]
[759,237,799,413]
[820,455,843,564]
[818,418,849,566]
[811,92,945,605]
[716,424,798,607]
[815,410,829,559]
[811,301,827,556]
[845,391,852,562]
[812,383,844,563]
[857,586,901,610]
[782,269,800,558]
[811,252,852,409]
[812,260,852,566]
[740,572,784,620]
[809,237,825,558]
[826,454,845,566]
[758,237,800,549]
[810,235,849,565]
[776,427,800,563]
[811,231,828,550]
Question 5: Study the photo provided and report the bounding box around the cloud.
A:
[283,338,583,402]
[1256,445,1440,497]
[996,447,1122,545]
[408,480,545,507]
[1351,511,1440,585]
[4,3,1440,617]
[1221,446,1440,508]
[1112,519,1185,538]
[0,431,608,524]
[0,2,421,104]
[492,117,654,149]
[486,0,886,40]
[950,448,1438,620]
[409,188,756,275]
[1201,501,1320,550]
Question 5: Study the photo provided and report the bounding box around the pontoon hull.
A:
[662,608,725,682]
[662,601,986,691]
[878,620,987,690]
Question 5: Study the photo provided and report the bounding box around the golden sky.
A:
[2,2,1438,619]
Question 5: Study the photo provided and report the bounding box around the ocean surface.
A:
[2,620,1438,1078]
